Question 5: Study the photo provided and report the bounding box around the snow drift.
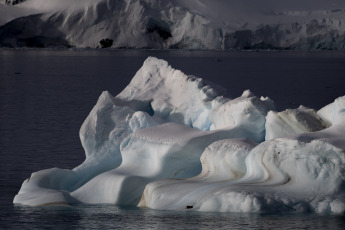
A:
[1,0,345,50]
[14,57,345,214]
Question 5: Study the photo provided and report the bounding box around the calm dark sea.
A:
[0,50,345,229]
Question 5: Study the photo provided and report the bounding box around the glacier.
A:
[1,0,345,50]
[13,57,345,214]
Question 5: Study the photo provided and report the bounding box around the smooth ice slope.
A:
[14,57,345,214]
[1,0,345,49]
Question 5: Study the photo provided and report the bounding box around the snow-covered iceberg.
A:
[1,0,345,50]
[14,57,345,214]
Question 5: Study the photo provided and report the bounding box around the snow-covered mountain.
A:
[1,0,345,50]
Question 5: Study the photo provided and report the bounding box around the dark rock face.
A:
[99,38,113,48]
[0,14,71,48]
[4,0,26,5]
[223,19,345,50]
[146,18,172,40]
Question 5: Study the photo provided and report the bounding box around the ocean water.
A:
[0,50,345,229]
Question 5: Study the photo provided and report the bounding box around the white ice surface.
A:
[14,57,345,214]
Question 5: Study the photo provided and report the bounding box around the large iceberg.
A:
[1,0,345,50]
[14,57,345,214]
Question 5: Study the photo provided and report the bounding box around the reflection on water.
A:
[6,205,345,229]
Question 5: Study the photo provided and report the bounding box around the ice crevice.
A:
[14,57,345,214]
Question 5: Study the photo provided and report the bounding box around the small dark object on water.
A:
[186,206,193,209]
[14,72,21,75]
[100,39,113,48]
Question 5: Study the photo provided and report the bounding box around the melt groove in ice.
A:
[14,57,345,214]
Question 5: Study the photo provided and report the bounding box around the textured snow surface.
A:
[14,57,345,214]
[1,0,345,50]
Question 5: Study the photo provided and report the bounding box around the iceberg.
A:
[14,57,345,214]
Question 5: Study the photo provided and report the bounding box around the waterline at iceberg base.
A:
[14,57,345,214]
